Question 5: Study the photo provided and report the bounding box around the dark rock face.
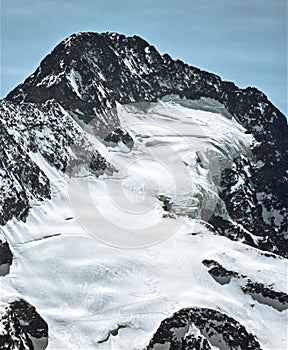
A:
[0,239,12,267]
[202,259,288,312]
[241,281,288,312]
[158,194,174,218]
[0,299,48,350]
[210,152,288,257]
[9,300,48,341]
[0,237,13,277]
[0,106,51,225]
[5,32,287,257]
[104,128,134,149]
[0,99,111,226]
[202,259,239,285]
[180,333,212,350]
[146,307,262,350]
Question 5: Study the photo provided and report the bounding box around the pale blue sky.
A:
[0,0,287,114]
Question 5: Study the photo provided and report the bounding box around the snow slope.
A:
[6,31,288,258]
[1,101,287,349]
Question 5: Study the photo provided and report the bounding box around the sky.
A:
[0,0,287,115]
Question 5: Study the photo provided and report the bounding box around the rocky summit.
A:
[0,32,287,349]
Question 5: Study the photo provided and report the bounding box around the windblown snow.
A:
[1,100,287,349]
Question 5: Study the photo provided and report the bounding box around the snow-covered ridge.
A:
[0,99,111,226]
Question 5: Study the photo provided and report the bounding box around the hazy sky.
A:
[0,0,287,114]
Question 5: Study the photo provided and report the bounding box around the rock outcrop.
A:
[146,307,262,350]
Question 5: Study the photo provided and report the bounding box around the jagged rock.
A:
[202,259,239,285]
[146,307,262,350]
[181,332,212,350]
[0,235,12,277]
[0,108,51,225]
[0,99,112,225]
[0,299,48,350]
[104,128,134,149]
[202,259,288,312]
[241,281,288,312]
[209,154,288,257]
[158,194,175,218]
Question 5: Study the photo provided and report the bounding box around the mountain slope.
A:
[0,99,111,227]
[0,32,287,349]
[5,31,288,257]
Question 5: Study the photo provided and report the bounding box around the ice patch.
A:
[68,69,82,98]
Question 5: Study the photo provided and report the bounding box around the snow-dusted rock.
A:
[0,299,48,350]
[0,235,12,277]
[146,307,262,350]
[0,99,111,225]
[202,258,288,312]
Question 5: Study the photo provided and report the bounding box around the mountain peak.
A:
[6,31,166,134]
[4,32,288,256]
[1,31,288,350]
[5,31,287,141]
